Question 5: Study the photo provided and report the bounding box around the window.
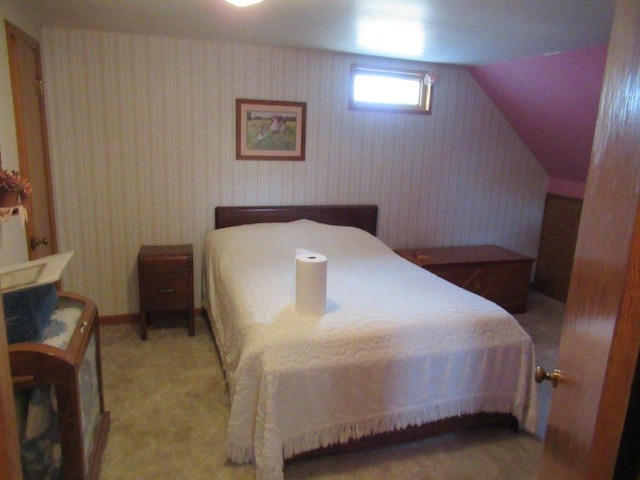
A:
[349,64,434,114]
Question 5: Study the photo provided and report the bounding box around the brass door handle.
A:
[29,236,49,250]
[535,366,561,388]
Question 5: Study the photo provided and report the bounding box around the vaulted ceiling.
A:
[469,44,609,185]
[23,0,614,65]
[23,0,615,190]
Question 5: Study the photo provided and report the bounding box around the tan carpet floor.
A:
[98,290,564,480]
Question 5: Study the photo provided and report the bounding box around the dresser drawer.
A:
[139,272,190,310]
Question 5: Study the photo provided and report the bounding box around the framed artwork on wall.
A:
[236,99,306,161]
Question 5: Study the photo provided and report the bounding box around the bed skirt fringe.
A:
[226,441,255,464]
[226,395,530,480]
[282,397,520,460]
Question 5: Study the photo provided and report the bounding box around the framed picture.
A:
[236,99,306,161]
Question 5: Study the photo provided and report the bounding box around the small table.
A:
[137,244,194,340]
[395,245,534,313]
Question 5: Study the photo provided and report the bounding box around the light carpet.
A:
[98,290,563,480]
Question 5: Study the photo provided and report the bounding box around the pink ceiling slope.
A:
[468,45,608,197]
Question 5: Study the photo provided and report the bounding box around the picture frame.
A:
[236,99,306,161]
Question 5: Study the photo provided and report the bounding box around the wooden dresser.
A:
[395,245,534,313]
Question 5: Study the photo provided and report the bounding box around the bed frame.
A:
[215,204,378,236]
[213,204,518,461]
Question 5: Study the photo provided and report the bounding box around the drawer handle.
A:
[13,375,35,386]
[157,287,176,294]
[80,321,88,334]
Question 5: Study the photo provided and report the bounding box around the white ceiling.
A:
[24,0,614,65]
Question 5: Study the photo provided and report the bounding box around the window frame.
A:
[348,64,434,114]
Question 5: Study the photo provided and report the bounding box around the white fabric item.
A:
[0,205,27,225]
[203,220,537,480]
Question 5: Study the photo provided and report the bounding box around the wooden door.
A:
[5,21,57,260]
[0,299,23,480]
[538,0,640,478]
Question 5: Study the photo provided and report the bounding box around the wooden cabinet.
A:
[137,244,194,340]
[534,193,582,302]
[9,292,110,480]
[396,245,534,313]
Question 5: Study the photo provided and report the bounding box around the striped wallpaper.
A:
[41,27,547,316]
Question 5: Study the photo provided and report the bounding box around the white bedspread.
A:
[203,220,537,480]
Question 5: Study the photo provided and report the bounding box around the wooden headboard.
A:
[215,205,378,236]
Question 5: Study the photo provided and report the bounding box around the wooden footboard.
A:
[287,412,518,462]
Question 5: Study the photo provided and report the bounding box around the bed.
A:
[203,204,537,480]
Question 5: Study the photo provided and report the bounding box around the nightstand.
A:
[395,245,534,313]
[137,244,194,340]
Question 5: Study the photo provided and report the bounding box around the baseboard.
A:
[99,313,138,325]
[99,308,204,325]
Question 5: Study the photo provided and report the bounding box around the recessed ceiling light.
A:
[224,0,264,6]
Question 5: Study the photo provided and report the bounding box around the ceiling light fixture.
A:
[224,0,264,6]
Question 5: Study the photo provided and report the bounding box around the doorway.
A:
[5,21,57,260]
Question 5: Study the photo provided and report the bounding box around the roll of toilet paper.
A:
[295,249,327,316]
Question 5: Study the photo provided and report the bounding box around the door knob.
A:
[535,366,560,388]
[29,236,49,250]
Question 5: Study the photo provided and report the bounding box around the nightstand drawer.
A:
[137,244,192,273]
[138,256,190,273]
[139,272,190,310]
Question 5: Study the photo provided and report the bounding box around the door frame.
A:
[5,20,58,259]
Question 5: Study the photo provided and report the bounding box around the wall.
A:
[0,0,40,266]
[40,27,547,316]
[469,45,608,199]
